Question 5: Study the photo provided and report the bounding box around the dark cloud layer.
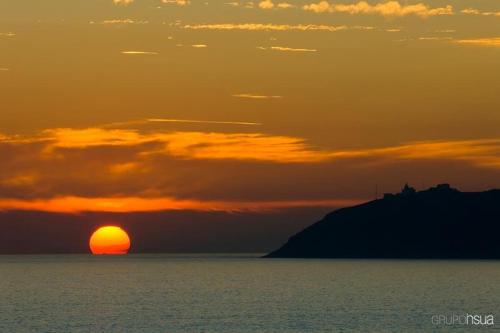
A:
[0,207,330,254]
[1,128,500,209]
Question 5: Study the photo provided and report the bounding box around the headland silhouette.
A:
[266,184,500,259]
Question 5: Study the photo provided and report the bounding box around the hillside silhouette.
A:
[266,184,500,259]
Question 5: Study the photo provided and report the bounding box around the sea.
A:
[1,254,499,333]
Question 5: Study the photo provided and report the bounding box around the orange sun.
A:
[89,226,131,255]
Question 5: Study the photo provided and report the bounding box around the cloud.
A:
[109,162,139,174]
[147,118,261,126]
[453,37,500,47]
[101,118,261,128]
[0,196,359,213]
[7,128,334,162]
[157,132,336,163]
[0,174,37,187]
[303,1,453,18]
[258,46,317,52]
[342,139,500,169]
[277,3,295,9]
[0,32,16,37]
[174,44,209,48]
[418,36,452,41]
[0,68,9,71]
[482,12,500,17]
[232,94,283,99]
[1,127,500,213]
[100,19,149,24]
[162,0,190,5]
[113,0,133,5]
[43,128,146,148]
[121,51,159,55]
[461,8,480,15]
[0,127,369,209]
[11,128,500,167]
[184,23,348,32]
[259,0,274,9]
[231,2,257,8]
[461,8,500,17]
[253,0,296,9]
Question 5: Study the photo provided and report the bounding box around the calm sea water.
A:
[1,254,499,333]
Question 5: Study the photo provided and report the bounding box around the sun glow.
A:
[89,226,131,255]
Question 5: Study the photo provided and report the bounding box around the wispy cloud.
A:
[259,0,274,9]
[121,51,159,55]
[461,8,480,15]
[99,118,261,128]
[147,118,261,126]
[0,174,37,187]
[161,132,334,162]
[233,93,283,99]
[174,44,208,48]
[257,0,295,9]
[277,2,295,9]
[184,23,348,32]
[43,128,146,148]
[0,68,10,71]
[258,46,317,52]
[453,38,500,47]
[366,139,500,169]
[100,19,149,25]
[0,32,16,37]
[162,0,190,5]
[418,36,453,41]
[303,1,453,17]
[461,8,500,17]
[34,128,500,167]
[113,0,133,5]
[0,196,360,213]
[37,128,331,162]
[477,11,499,17]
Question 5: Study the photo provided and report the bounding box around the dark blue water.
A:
[1,254,499,332]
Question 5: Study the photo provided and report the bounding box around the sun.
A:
[89,226,131,255]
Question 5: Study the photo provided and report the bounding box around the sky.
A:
[0,0,499,252]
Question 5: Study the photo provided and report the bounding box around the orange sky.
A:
[1,0,500,213]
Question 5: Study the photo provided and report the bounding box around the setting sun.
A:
[89,226,131,255]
